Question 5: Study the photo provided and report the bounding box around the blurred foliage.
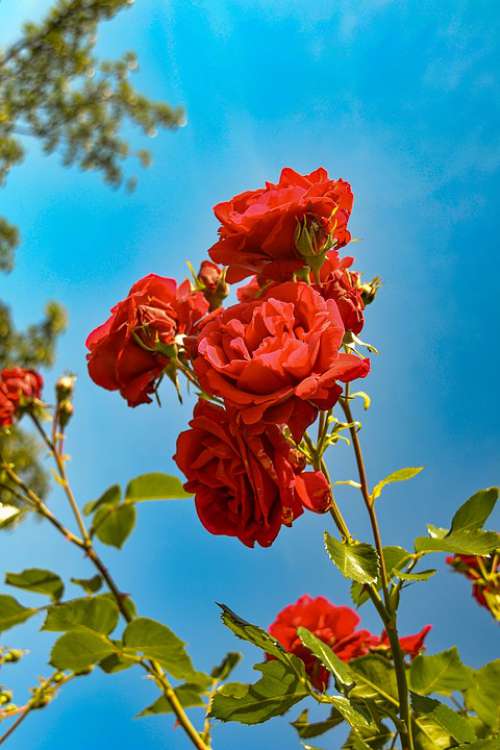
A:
[0,0,184,270]
[0,0,182,514]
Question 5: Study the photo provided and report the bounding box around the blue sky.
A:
[1,1,499,748]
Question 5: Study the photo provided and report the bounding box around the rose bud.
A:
[197,261,229,310]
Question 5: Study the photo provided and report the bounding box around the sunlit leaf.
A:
[325,533,378,584]
[0,594,38,633]
[410,648,472,696]
[371,467,423,501]
[5,568,64,601]
[125,472,192,502]
[123,617,195,680]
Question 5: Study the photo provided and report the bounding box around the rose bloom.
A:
[237,251,366,335]
[174,400,331,548]
[86,274,208,406]
[0,368,43,426]
[268,595,376,690]
[314,251,365,335]
[209,167,353,283]
[375,625,431,660]
[447,554,500,613]
[194,281,369,442]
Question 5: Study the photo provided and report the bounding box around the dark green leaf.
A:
[218,604,297,667]
[93,503,136,549]
[297,627,354,692]
[414,529,499,555]
[138,684,206,716]
[450,488,498,534]
[5,568,64,602]
[83,484,121,516]
[465,660,500,730]
[210,660,308,724]
[291,708,343,739]
[412,694,476,743]
[42,596,119,635]
[325,534,378,584]
[99,653,137,674]
[50,627,118,671]
[0,594,37,633]
[372,467,423,500]
[211,652,242,681]
[70,574,103,595]
[349,655,398,704]
[123,617,195,680]
[125,472,192,502]
[409,647,472,696]
[454,740,500,750]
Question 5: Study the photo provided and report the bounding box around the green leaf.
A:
[409,647,472,696]
[138,684,206,716]
[42,596,119,635]
[449,488,498,534]
[93,503,136,549]
[70,574,103,595]
[123,617,195,680]
[83,484,121,516]
[328,696,372,731]
[51,627,118,671]
[5,568,64,602]
[99,653,138,674]
[291,708,343,739]
[372,467,423,501]
[125,472,192,502]
[414,529,499,555]
[349,654,398,704]
[218,604,297,667]
[325,534,378,584]
[454,740,500,750]
[0,594,38,633]
[464,660,500,730]
[297,627,354,692]
[351,546,410,607]
[210,660,308,724]
[211,652,242,681]
[412,694,476,744]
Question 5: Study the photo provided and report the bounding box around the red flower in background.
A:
[174,400,331,548]
[194,281,369,442]
[447,554,500,619]
[375,625,431,659]
[86,274,208,406]
[0,368,43,427]
[209,167,353,283]
[268,595,376,690]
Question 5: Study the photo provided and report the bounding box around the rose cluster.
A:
[268,595,431,690]
[0,368,43,427]
[86,167,375,547]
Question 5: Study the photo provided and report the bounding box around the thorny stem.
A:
[1,419,211,750]
[339,385,415,750]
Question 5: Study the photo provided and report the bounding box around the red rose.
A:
[268,595,376,690]
[376,625,431,660]
[209,167,353,283]
[174,400,331,548]
[314,251,365,335]
[86,274,208,406]
[0,368,43,426]
[194,281,369,442]
[447,554,499,614]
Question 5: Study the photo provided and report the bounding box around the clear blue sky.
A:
[1,1,499,748]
